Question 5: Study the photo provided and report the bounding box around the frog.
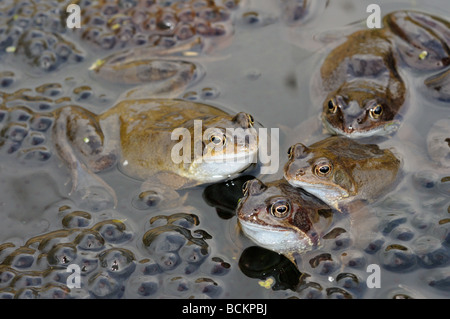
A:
[316,11,450,138]
[52,98,259,207]
[236,178,334,257]
[283,136,401,211]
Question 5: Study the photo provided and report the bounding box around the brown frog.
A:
[0,97,258,209]
[79,0,239,97]
[318,11,450,138]
[284,136,401,210]
[53,98,259,203]
[236,178,334,257]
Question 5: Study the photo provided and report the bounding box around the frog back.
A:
[99,99,230,181]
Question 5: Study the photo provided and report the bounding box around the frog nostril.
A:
[297,169,305,176]
[357,117,363,124]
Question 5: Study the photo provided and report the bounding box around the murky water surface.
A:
[0,0,449,298]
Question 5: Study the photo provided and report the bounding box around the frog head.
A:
[322,81,403,138]
[188,112,259,182]
[283,140,357,208]
[237,179,333,255]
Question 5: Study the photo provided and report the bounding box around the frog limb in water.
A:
[426,118,450,169]
[89,39,207,99]
[424,68,450,102]
[384,11,450,71]
[284,136,401,211]
[53,106,120,209]
[317,11,450,138]
[53,98,259,207]
[236,178,335,260]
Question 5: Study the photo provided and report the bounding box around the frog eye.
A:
[315,163,332,177]
[369,104,383,119]
[247,114,255,126]
[270,200,290,218]
[327,99,338,114]
[210,134,226,146]
[287,146,293,159]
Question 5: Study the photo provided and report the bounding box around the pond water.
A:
[0,0,449,299]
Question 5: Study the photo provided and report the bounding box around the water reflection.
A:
[202,175,256,219]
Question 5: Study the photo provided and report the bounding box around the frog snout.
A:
[342,114,367,133]
[346,125,355,133]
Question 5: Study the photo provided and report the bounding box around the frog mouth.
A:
[284,178,348,207]
[188,149,258,182]
[322,117,400,138]
[238,219,317,254]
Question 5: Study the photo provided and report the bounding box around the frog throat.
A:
[238,219,316,254]
[284,178,349,208]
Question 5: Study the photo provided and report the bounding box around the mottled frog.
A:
[237,178,334,256]
[53,98,259,204]
[318,11,449,138]
[284,136,401,210]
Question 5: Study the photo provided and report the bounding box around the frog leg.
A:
[90,39,206,100]
[424,68,450,102]
[53,106,118,209]
[139,179,187,206]
[143,171,201,191]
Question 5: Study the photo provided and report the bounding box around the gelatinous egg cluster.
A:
[0,106,52,162]
[75,0,240,51]
[0,204,231,298]
[0,79,112,164]
[0,0,84,71]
